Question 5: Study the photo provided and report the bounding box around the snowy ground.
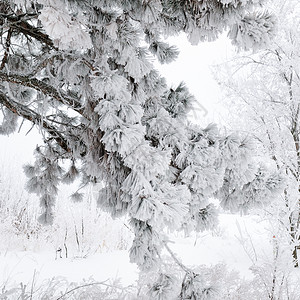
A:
[0,213,271,289]
[170,214,272,279]
[0,249,137,288]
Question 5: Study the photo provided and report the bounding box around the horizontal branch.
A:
[0,72,85,116]
[0,91,71,153]
[1,13,57,50]
[2,13,96,71]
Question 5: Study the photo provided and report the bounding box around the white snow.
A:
[0,250,138,288]
[0,213,271,289]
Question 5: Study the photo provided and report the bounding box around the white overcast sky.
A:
[156,33,235,127]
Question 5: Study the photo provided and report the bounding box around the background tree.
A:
[0,2,279,293]
[216,0,300,266]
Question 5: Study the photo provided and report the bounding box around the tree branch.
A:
[0,72,85,116]
[1,13,96,72]
[0,27,13,70]
[0,91,72,153]
[1,13,57,50]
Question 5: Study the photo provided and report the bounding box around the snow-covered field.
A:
[0,211,274,297]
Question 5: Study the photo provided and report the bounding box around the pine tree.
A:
[0,0,279,284]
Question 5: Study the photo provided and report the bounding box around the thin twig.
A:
[30,269,36,300]
[55,280,124,300]
[163,241,191,274]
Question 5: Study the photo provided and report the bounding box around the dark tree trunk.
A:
[292,246,298,267]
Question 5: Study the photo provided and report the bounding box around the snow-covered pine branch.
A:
[0,0,279,275]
